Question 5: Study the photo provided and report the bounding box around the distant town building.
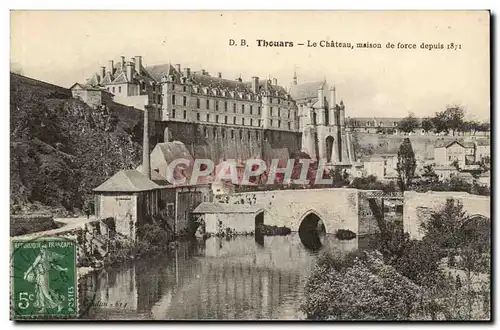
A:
[434,140,476,168]
[362,153,398,180]
[475,139,490,161]
[363,156,385,179]
[70,82,113,107]
[346,117,423,135]
[433,165,459,181]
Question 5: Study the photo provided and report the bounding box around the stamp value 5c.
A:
[10,237,78,319]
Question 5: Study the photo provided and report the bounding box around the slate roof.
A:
[192,202,263,214]
[85,59,157,87]
[135,165,171,186]
[154,141,194,164]
[289,81,325,101]
[94,170,161,192]
[146,64,177,82]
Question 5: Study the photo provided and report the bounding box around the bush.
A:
[257,224,291,236]
[335,229,356,240]
[301,250,430,320]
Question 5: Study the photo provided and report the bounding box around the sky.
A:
[10,10,490,120]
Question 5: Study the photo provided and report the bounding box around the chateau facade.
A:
[77,56,298,134]
[74,55,355,165]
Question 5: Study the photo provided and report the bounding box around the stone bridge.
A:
[216,188,383,236]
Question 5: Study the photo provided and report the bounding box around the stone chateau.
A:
[71,55,356,166]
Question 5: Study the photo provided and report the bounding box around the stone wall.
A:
[154,121,301,162]
[10,214,58,236]
[357,191,382,236]
[204,213,256,234]
[403,191,491,240]
[216,188,373,235]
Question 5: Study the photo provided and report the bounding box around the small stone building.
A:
[192,202,264,235]
[94,169,163,241]
[70,82,113,107]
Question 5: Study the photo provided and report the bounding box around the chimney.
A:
[237,76,242,82]
[126,62,134,81]
[142,102,151,180]
[293,71,297,85]
[183,68,191,77]
[175,64,181,73]
[201,69,206,75]
[100,66,106,78]
[107,60,114,75]
[272,78,277,86]
[251,76,259,94]
[218,72,222,78]
[134,56,142,73]
[317,88,324,107]
[121,56,125,70]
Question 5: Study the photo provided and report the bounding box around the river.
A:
[79,233,378,320]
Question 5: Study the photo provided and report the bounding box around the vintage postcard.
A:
[9,10,490,321]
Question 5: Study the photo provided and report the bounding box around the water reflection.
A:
[80,233,376,320]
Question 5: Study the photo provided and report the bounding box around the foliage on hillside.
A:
[10,76,143,213]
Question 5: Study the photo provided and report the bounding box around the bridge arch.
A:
[298,210,327,251]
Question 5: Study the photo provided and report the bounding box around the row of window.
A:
[202,127,261,141]
[349,121,399,127]
[170,109,293,130]
[171,95,296,119]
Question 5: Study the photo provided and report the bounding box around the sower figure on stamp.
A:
[23,244,67,314]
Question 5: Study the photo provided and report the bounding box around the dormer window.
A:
[238,92,244,98]
[193,86,199,93]
[212,88,218,95]
[203,87,208,95]
[222,90,227,97]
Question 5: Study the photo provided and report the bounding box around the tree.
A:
[431,111,449,135]
[396,138,417,191]
[477,122,490,133]
[421,164,439,184]
[461,120,480,135]
[443,106,465,136]
[420,198,467,249]
[421,118,434,134]
[397,113,419,134]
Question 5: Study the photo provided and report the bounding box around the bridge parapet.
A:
[217,188,383,235]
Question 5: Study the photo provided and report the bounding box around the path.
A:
[14,216,98,240]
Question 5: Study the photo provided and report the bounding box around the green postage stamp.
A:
[10,237,78,319]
